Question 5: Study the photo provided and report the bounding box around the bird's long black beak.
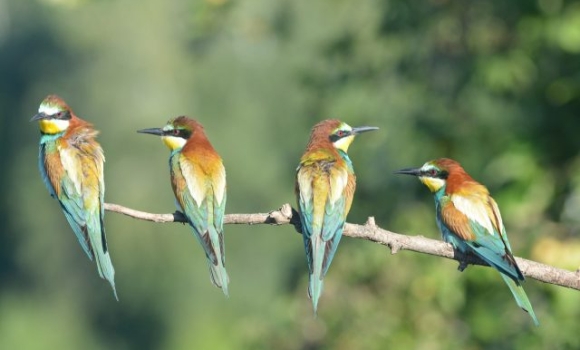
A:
[30,112,48,122]
[137,128,164,136]
[394,167,422,176]
[352,126,379,135]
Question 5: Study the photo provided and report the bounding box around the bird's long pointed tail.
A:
[208,261,229,297]
[94,248,118,301]
[499,274,539,326]
[88,215,118,300]
[308,236,326,314]
[207,227,229,296]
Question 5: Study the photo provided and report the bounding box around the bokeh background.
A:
[2,0,580,349]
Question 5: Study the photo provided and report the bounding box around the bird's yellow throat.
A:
[39,119,70,134]
[333,135,355,153]
[162,135,186,151]
[420,176,445,192]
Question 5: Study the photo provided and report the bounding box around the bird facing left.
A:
[138,116,229,296]
[395,158,539,326]
[31,94,118,299]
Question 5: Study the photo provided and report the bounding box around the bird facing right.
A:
[395,158,539,326]
[295,119,378,313]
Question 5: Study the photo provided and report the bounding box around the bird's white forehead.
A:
[38,104,62,116]
[162,124,175,131]
[420,162,437,172]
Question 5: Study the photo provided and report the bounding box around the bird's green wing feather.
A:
[296,158,349,276]
[464,220,524,282]
[176,155,218,265]
[175,154,229,294]
[443,195,524,281]
[58,174,93,259]
[320,166,349,275]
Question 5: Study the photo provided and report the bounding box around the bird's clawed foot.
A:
[289,206,303,234]
[454,249,472,272]
[173,211,188,224]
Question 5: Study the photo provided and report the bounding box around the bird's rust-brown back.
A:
[178,119,226,208]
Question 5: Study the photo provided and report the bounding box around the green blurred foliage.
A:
[1,0,580,348]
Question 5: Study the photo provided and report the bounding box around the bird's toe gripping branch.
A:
[458,260,469,272]
[172,211,188,224]
[287,206,303,234]
[453,249,486,272]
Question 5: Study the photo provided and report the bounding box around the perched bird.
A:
[30,95,117,299]
[295,119,378,313]
[138,117,229,295]
[395,158,539,325]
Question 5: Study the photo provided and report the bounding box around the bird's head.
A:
[30,95,73,134]
[309,119,378,153]
[138,116,202,151]
[394,158,465,193]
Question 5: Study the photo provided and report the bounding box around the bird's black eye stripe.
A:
[165,128,192,139]
[422,169,449,179]
[329,130,349,143]
[163,129,180,137]
[54,110,71,120]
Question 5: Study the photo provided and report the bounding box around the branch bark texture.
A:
[104,202,580,291]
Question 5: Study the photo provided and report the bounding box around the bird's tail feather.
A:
[88,216,118,300]
[61,209,94,261]
[500,274,539,326]
[206,226,229,296]
[308,236,326,314]
[208,260,230,297]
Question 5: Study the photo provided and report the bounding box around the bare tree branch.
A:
[104,202,580,291]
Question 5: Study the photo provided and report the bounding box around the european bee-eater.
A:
[296,119,378,313]
[395,158,539,325]
[31,95,117,299]
[138,116,229,295]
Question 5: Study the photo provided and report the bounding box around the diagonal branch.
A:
[104,202,580,291]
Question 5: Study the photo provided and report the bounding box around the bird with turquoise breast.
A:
[295,119,378,313]
[395,158,539,326]
[138,116,229,295]
[30,94,117,299]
